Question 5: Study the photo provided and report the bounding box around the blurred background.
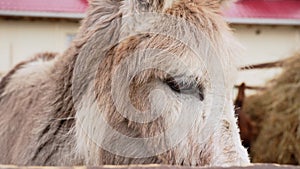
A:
[0,0,299,165]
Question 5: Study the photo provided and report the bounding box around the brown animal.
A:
[234,83,257,150]
[0,0,249,166]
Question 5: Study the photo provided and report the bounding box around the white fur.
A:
[1,57,57,97]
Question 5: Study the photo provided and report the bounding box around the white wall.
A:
[0,18,79,73]
[231,24,300,94]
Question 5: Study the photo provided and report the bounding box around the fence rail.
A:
[0,164,298,169]
[239,60,284,70]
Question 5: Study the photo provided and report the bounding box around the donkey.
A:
[0,0,249,167]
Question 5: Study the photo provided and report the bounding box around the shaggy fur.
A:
[0,0,249,167]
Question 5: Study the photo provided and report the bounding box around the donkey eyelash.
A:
[164,77,205,101]
[165,78,192,92]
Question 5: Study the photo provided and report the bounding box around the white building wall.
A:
[0,18,79,73]
[231,24,300,94]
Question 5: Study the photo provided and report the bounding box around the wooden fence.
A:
[0,164,299,169]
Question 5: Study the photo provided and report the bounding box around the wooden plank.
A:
[239,61,284,70]
[0,164,299,169]
[234,85,266,91]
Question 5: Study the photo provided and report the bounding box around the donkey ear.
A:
[204,0,236,11]
[219,0,236,8]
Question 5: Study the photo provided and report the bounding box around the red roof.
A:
[0,0,88,14]
[0,0,299,25]
[223,0,300,24]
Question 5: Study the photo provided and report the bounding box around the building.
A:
[0,0,300,90]
[224,0,300,91]
[0,0,86,73]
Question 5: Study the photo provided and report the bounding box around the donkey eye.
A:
[165,78,194,93]
[165,78,181,93]
[165,77,204,101]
